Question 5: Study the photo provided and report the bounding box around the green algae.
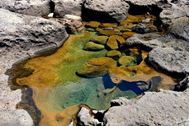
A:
[12,13,177,126]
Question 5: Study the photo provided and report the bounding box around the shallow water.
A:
[11,14,177,126]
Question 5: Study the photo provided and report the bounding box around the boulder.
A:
[77,107,103,126]
[148,47,189,74]
[104,90,188,126]
[83,42,105,51]
[169,17,189,41]
[83,0,130,22]
[52,0,84,17]
[0,0,51,16]
[0,9,68,55]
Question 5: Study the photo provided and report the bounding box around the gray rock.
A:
[52,0,84,17]
[83,0,129,22]
[77,107,103,126]
[148,47,189,74]
[0,8,68,55]
[132,23,152,34]
[104,90,188,126]
[169,17,189,41]
[126,33,164,50]
[0,0,51,16]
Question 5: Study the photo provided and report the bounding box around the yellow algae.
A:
[109,52,176,90]
[12,13,177,126]
[96,28,120,36]
[85,21,100,28]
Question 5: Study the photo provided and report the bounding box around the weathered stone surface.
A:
[77,107,103,126]
[84,42,105,51]
[0,0,51,16]
[169,17,189,41]
[104,90,188,126]
[0,8,69,126]
[52,0,84,17]
[83,0,129,22]
[0,8,68,55]
[148,47,189,74]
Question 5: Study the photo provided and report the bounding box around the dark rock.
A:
[83,0,129,22]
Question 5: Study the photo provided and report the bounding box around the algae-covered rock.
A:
[106,50,121,59]
[107,35,125,49]
[96,28,120,36]
[85,21,100,28]
[100,23,118,28]
[76,57,117,77]
[84,42,105,51]
[91,36,108,45]
[122,32,135,39]
[118,56,136,66]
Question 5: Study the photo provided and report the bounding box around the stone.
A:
[52,0,84,17]
[91,36,108,45]
[107,35,125,49]
[0,0,51,16]
[83,42,105,51]
[96,28,120,36]
[0,9,68,55]
[85,21,100,28]
[100,23,118,28]
[76,57,117,77]
[118,56,136,66]
[106,50,122,59]
[169,17,189,41]
[148,47,189,74]
[83,0,130,22]
[122,32,135,39]
[77,107,103,126]
[132,23,156,34]
[104,90,188,126]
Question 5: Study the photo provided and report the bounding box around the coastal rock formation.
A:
[0,8,68,56]
[52,0,84,17]
[83,0,130,22]
[0,8,68,126]
[103,90,188,126]
[0,0,51,16]
[76,90,188,126]
[148,47,189,74]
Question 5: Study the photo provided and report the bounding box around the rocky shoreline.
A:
[0,0,189,126]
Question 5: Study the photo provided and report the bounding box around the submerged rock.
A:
[148,47,189,74]
[84,42,105,51]
[83,0,129,22]
[85,21,101,28]
[91,36,108,45]
[106,35,125,49]
[77,57,117,77]
[106,50,122,59]
[118,56,136,66]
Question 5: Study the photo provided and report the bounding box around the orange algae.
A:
[13,13,176,126]
[16,31,107,126]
